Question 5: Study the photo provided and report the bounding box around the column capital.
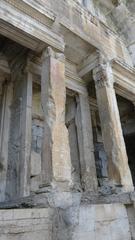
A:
[42,47,65,63]
[93,52,114,88]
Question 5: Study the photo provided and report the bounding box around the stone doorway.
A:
[116,94,135,186]
[124,134,135,186]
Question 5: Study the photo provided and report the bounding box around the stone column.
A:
[93,54,133,192]
[6,71,32,200]
[41,47,71,188]
[0,81,13,202]
[20,71,32,197]
[76,93,98,191]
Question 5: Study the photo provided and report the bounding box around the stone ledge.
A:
[82,191,135,205]
[0,191,134,209]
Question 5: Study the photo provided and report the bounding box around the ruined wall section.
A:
[0,202,134,240]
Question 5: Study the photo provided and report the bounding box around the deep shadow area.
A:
[124,134,135,186]
[116,94,135,187]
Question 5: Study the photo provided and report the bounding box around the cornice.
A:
[27,55,85,85]
[1,0,129,64]
[0,0,64,52]
[5,0,55,27]
[114,83,135,102]
[112,59,135,86]
[65,68,86,86]
[112,59,135,101]
[112,59,135,74]
[26,57,87,95]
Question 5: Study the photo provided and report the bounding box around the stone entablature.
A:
[0,0,133,66]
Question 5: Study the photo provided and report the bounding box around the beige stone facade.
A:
[0,0,135,239]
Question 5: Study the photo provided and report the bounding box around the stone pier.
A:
[20,71,32,197]
[6,69,32,200]
[93,54,134,192]
[41,47,72,188]
[0,81,13,202]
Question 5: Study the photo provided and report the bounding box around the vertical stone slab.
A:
[0,82,13,202]
[65,95,81,190]
[93,54,133,192]
[20,71,32,197]
[6,71,32,200]
[41,47,71,186]
[76,93,98,191]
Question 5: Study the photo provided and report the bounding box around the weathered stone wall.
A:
[0,1,135,240]
[73,203,131,240]
[0,204,134,240]
[0,208,53,240]
[127,205,135,240]
[32,0,133,65]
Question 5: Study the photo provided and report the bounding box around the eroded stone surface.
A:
[0,1,135,240]
[41,47,72,186]
[93,56,134,192]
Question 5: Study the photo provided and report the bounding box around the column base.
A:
[98,179,134,195]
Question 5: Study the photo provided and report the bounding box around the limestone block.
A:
[95,203,128,221]
[30,175,41,192]
[0,208,53,240]
[0,231,51,240]
[126,205,135,240]
[41,47,71,184]
[31,151,41,176]
[73,204,131,240]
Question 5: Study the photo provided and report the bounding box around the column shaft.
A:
[6,71,32,199]
[76,93,98,191]
[93,57,133,192]
[20,72,32,196]
[41,47,71,186]
[0,82,13,201]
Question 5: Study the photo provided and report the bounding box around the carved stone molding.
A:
[0,0,64,52]
[26,53,87,95]
[4,0,55,27]
[112,59,135,101]
[42,47,65,63]
[93,53,114,89]
[93,66,110,88]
